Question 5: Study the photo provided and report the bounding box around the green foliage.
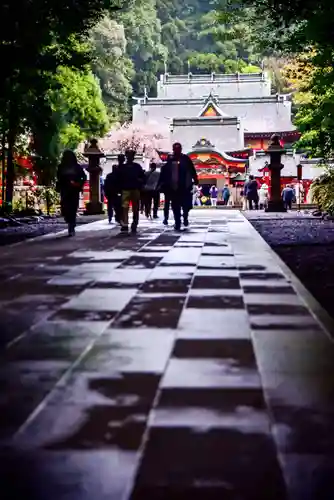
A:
[91,16,134,120]
[117,0,167,95]
[0,0,126,202]
[311,169,334,214]
[31,67,109,184]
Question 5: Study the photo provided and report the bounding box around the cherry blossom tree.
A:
[100,122,170,161]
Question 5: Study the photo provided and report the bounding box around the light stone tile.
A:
[61,289,137,312]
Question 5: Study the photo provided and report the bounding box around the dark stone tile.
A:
[138,248,168,253]
[271,405,334,454]
[4,336,89,363]
[113,296,185,329]
[119,256,163,269]
[141,279,191,294]
[187,294,244,309]
[51,309,116,322]
[250,315,320,331]
[247,304,309,316]
[87,372,160,402]
[238,265,269,271]
[280,453,334,500]
[203,242,229,247]
[0,449,138,500]
[0,311,49,348]
[243,285,295,294]
[159,386,266,410]
[131,484,240,499]
[172,339,256,367]
[90,281,142,289]
[43,405,146,451]
[131,427,287,500]
[240,272,285,280]
[192,275,240,289]
[0,361,70,438]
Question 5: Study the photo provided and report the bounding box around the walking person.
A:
[259,184,269,210]
[104,154,124,224]
[282,184,295,211]
[159,142,198,231]
[245,175,259,210]
[114,149,146,234]
[143,162,160,219]
[221,184,231,206]
[57,150,86,237]
[210,185,218,207]
[192,185,201,206]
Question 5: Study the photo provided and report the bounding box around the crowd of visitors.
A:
[57,142,198,236]
[56,142,301,237]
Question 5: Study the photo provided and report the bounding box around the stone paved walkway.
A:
[0,210,334,500]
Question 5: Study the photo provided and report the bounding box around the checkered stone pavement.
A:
[0,210,334,500]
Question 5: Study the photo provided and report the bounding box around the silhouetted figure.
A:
[57,150,86,236]
[244,175,259,210]
[114,149,145,234]
[104,154,124,224]
[222,184,230,205]
[143,162,160,219]
[282,184,294,210]
[159,143,198,230]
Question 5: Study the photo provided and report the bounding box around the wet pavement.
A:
[0,210,334,500]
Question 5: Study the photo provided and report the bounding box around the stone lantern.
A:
[265,133,286,212]
[84,139,105,215]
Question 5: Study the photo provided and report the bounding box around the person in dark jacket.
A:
[282,184,295,210]
[114,149,146,234]
[104,154,124,224]
[143,162,160,219]
[57,150,86,236]
[244,175,259,210]
[159,142,198,230]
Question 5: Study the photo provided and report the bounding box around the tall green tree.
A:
[91,16,134,120]
[30,67,109,185]
[0,0,126,204]
[117,0,167,95]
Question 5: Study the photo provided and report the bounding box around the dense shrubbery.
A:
[311,169,334,215]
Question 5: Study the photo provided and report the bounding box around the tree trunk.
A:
[5,129,16,206]
[1,132,6,207]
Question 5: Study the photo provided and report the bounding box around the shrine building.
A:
[132,71,308,195]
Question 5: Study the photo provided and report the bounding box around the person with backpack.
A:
[104,154,124,224]
[244,175,259,210]
[114,149,146,234]
[56,150,86,236]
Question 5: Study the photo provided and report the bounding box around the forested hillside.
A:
[91,0,264,121]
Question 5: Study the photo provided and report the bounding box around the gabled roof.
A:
[198,92,231,118]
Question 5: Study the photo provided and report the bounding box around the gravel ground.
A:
[246,211,334,318]
[0,214,106,247]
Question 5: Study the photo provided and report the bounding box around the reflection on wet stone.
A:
[192,276,241,289]
[113,296,186,329]
[51,309,116,322]
[240,272,285,280]
[131,427,287,500]
[247,304,309,316]
[44,405,146,450]
[141,279,191,294]
[187,294,244,309]
[119,256,163,269]
[172,339,257,367]
[1,211,333,500]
